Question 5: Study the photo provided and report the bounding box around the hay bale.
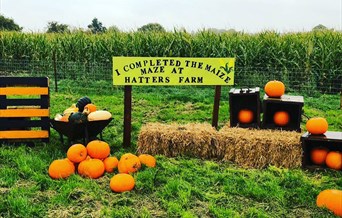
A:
[137,122,219,159]
[218,124,302,168]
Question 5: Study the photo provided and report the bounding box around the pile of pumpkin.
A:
[307,117,342,171]
[54,96,112,123]
[48,140,156,193]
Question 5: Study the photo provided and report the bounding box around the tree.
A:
[87,18,107,34]
[138,23,166,32]
[312,24,328,31]
[0,15,22,31]
[107,25,120,33]
[46,21,69,33]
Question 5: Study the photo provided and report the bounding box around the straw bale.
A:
[218,124,302,169]
[137,122,219,159]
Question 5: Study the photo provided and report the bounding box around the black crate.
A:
[229,87,261,128]
[301,131,342,169]
[262,95,304,132]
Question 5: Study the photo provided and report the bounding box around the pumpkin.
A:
[63,104,79,115]
[83,103,97,115]
[317,189,342,216]
[87,110,112,121]
[48,159,75,179]
[238,109,254,124]
[325,151,342,170]
[67,144,87,163]
[264,80,285,98]
[110,173,135,193]
[138,154,156,168]
[103,156,119,173]
[310,147,329,165]
[273,111,290,126]
[78,159,105,179]
[86,140,110,159]
[306,117,328,135]
[118,153,141,174]
[76,96,92,112]
[68,112,88,124]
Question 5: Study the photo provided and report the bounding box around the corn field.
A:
[0,30,341,94]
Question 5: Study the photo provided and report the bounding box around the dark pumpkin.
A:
[68,112,88,124]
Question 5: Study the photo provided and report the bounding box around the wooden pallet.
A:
[0,77,50,143]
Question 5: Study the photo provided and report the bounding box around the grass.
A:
[0,84,341,217]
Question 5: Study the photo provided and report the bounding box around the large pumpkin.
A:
[118,153,141,174]
[316,189,342,216]
[48,159,75,179]
[87,110,112,121]
[264,80,285,98]
[86,140,110,159]
[110,173,135,193]
[306,117,328,135]
[78,159,105,179]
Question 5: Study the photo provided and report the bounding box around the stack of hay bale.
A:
[137,122,302,169]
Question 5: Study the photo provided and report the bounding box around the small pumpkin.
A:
[87,110,112,121]
[110,173,135,193]
[63,104,79,116]
[306,117,328,135]
[317,189,342,216]
[273,111,290,126]
[310,147,329,165]
[118,153,141,174]
[103,156,119,173]
[86,140,110,159]
[83,103,97,115]
[325,151,342,170]
[238,109,254,124]
[264,80,285,98]
[78,159,105,179]
[67,144,87,163]
[48,159,75,179]
[68,112,88,124]
[138,154,156,168]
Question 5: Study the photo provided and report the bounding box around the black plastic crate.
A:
[301,131,342,169]
[262,95,304,132]
[229,87,261,128]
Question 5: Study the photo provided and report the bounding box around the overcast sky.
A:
[2,0,342,33]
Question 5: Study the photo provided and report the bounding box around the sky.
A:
[1,0,342,33]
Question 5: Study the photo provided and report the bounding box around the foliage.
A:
[46,21,69,33]
[0,14,22,31]
[87,17,107,34]
[138,23,166,32]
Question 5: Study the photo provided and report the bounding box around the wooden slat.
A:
[0,77,48,86]
[0,87,48,95]
[0,119,48,129]
[0,130,49,139]
[0,109,49,117]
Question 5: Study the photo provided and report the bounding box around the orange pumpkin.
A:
[325,151,342,170]
[238,109,254,124]
[78,159,105,179]
[138,154,156,168]
[48,159,75,179]
[86,140,110,159]
[67,144,87,163]
[103,156,119,173]
[118,153,141,174]
[264,80,285,98]
[110,173,135,193]
[310,147,329,165]
[317,189,342,216]
[306,117,328,135]
[83,103,97,115]
[273,111,290,126]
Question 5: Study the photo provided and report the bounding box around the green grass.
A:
[0,85,341,217]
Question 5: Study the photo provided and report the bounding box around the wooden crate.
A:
[262,94,304,132]
[301,131,342,169]
[229,87,261,128]
[0,77,50,143]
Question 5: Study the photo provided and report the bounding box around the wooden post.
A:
[212,85,221,129]
[123,85,132,148]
